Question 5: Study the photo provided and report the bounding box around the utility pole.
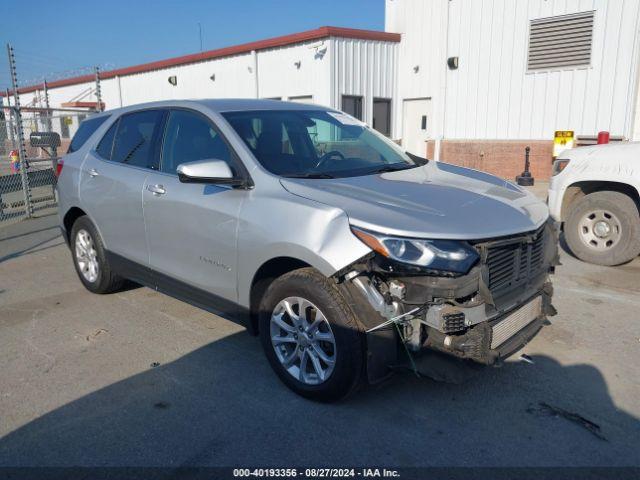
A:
[5,87,15,146]
[94,66,103,112]
[6,43,33,218]
[198,23,203,52]
[43,80,52,130]
[43,80,56,158]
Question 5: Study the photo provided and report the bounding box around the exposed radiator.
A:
[491,296,542,349]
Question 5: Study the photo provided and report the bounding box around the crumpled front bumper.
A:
[421,284,555,365]
[337,220,559,382]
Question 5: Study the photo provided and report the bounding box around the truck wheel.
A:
[258,267,365,402]
[70,216,125,294]
[565,191,640,266]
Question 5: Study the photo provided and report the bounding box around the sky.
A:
[0,0,385,91]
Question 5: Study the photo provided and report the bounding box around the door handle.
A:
[89,168,99,177]
[146,184,166,196]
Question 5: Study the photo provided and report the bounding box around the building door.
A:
[402,98,431,156]
[373,98,391,136]
[342,95,363,120]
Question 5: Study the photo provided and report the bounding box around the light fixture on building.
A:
[447,56,459,70]
[168,75,177,86]
[309,41,327,59]
[210,74,215,81]
[294,60,302,69]
[413,65,420,73]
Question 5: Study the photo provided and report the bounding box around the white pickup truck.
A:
[548,142,640,266]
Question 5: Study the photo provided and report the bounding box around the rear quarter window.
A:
[67,115,110,153]
[96,120,119,160]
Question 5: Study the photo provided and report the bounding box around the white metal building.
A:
[386,0,640,178]
[3,0,640,179]
[3,27,400,149]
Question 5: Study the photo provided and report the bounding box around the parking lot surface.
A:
[1,199,639,468]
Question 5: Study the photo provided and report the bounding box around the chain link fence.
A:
[0,109,89,226]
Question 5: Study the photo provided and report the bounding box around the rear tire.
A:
[259,268,365,402]
[70,216,125,294]
[564,191,640,266]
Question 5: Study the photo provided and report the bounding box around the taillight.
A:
[55,159,64,177]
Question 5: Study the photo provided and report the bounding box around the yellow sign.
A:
[63,116,73,126]
[553,130,574,157]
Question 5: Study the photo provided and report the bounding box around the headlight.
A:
[552,158,570,176]
[351,227,479,274]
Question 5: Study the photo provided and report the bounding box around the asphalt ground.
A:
[0,184,639,471]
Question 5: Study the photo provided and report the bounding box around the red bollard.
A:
[597,131,610,144]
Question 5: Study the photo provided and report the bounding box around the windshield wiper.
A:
[370,164,415,174]
[284,172,335,179]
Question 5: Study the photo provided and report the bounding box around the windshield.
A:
[222,109,417,178]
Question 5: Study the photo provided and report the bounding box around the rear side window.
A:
[111,110,164,169]
[67,115,109,153]
[96,120,119,160]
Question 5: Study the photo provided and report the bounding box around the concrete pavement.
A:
[0,210,639,468]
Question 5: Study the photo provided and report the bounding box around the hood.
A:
[280,162,549,240]
[558,142,640,178]
[558,141,640,161]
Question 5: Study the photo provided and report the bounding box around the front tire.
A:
[70,216,124,294]
[259,268,365,402]
[564,191,640,266]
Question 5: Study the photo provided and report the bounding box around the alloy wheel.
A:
[270,296,337,385]
[75,229,99,283]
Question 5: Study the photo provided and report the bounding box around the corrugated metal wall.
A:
[258,42,332,104]
[385,0,449,139]
[387,0,640,141]
[10,37,399,136]
[331,38,398,126]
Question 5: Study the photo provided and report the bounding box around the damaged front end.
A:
[336,219,560,383]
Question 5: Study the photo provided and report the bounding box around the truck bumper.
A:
[547,185,563,222]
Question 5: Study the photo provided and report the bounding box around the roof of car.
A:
[97,98,331,117]
[201,98,329,112]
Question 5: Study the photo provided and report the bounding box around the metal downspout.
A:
[436,0,451,162]
[252,50,259,99]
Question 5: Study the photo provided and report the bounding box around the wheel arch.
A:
[561,181,640,221]
[248,256,313,335]
[62,206,88,245]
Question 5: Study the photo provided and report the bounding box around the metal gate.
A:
[0,108,91,226]
[1,43,103,227]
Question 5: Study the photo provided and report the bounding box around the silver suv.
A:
[58,99,557,401]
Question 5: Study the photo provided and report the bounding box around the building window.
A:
[342,95,363,120]
[527,11,594,71]
[373,98,391,136]
[288,95,313,104]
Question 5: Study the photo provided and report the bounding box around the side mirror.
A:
[177,159,246,186]
[30,131,61,148]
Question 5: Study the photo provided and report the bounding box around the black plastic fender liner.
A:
[337,280,398,384]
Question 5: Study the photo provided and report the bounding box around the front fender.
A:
[236,193,371,308]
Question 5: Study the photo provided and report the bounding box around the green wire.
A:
[393,320,419,377]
